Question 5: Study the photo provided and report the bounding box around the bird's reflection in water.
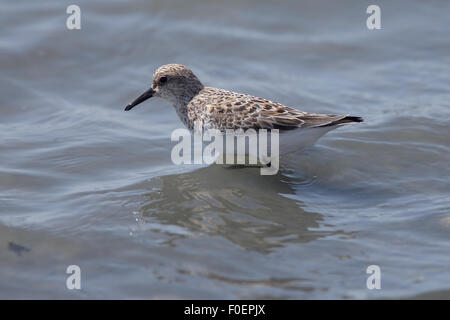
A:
[138,164,345,253]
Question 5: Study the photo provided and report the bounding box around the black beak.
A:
[124,88,155,111]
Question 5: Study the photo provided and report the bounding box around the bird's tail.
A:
[316,115,364,127]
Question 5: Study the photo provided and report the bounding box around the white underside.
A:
[194,125,339,165]
[278,126,337,155]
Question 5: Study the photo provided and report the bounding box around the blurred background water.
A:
[0,0,449,299]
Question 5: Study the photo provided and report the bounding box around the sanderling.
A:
[124,64,363,155]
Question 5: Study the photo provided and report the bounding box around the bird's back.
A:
[187,87,362,132]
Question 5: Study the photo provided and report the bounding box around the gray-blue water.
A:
[1,0,449,299]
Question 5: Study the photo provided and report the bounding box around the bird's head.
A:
[124,64,204,111]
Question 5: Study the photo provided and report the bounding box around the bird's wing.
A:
[202,88,362,131]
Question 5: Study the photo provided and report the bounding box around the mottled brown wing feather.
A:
[200,87,362,131]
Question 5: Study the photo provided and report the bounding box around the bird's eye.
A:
[159,76,167,84]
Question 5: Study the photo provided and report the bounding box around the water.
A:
[1,0,449,299]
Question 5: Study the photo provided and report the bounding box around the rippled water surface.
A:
[1,0,449,299]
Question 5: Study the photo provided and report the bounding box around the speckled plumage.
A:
[126,63,363,134]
